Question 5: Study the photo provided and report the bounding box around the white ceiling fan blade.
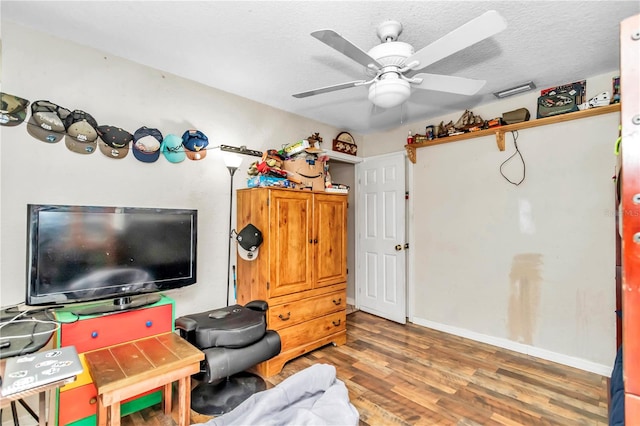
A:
[311,29,383,69]
[406,10,507,71]
[292,80,368,98]
[412,73,486,95]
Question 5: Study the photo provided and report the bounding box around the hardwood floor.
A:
[123,311,609,425]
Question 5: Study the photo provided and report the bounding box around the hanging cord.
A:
[0,306,77,355]
[0,305,79,331]
[500,130,526,186]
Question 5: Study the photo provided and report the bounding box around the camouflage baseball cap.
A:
[0,92,30,126]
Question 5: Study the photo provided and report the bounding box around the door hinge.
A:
[267,282,270,290]
[346,268,349,275]
[405,191,409,200]
[267,198,270,207]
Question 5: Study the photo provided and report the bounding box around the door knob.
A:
[395,244,402,251]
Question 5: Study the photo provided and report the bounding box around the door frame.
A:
[405,151,415,322]
[353,150,414,321]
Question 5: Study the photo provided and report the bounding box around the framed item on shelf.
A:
[537,80,586,118]
[332,132,357,156]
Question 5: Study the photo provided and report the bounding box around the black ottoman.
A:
[175,301,281,415]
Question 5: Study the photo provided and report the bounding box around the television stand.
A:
[70,294,161,316]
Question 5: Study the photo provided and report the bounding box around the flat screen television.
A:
[26,204,197,315]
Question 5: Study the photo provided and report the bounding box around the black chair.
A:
[175,300,281,415]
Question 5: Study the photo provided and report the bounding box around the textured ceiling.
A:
[2,1,638,134]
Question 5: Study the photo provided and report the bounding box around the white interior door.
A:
[355,152,406,324]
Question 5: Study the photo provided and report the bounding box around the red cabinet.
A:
[55,296,174,426]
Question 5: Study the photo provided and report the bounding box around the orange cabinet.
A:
[236,188,347,377]
[54,296,174,425]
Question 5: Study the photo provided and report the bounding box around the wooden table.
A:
[84,332,203,426]
[0,360,76,426]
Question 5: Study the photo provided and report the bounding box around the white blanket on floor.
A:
[193,364,359,426]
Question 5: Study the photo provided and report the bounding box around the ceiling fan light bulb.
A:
[369,79,410,109]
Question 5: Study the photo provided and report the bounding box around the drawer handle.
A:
[89,397,97,405]
[278,312,291,321]
[91,331,99,338]
[332,319,341,327]
[146,320,153,327]
[332,298,342,305]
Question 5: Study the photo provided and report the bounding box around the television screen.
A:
[26,204,197,312]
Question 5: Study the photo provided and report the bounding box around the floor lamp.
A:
[223,152,243,306]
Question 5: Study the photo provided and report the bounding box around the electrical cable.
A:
[499,130,526,186]
[0,319,60,339]
[19,320,39,356]
[0,310,30,330]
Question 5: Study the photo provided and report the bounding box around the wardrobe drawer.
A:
[60,304,172,353]
[268,290,346,329]
[277,310,346,353]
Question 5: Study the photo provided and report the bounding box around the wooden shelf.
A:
[405,103,621,163]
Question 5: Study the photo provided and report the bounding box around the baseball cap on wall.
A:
[64,110,99,155]
[182,130,209,160]
[161,134,186,163]
[236,223,263,261]
[132,127,163,163]
[0,92,30,127]
[26,100,71,143]
[97,125,133,159]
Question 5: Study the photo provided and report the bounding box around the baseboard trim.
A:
[347,297,355,306]
[411,316,612,377]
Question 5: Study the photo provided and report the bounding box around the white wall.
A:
[1,20,619,375]
[0,22,350,318]
[363,73,619,372]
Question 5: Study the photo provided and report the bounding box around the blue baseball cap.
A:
[182,130,209,161]
[132,127,162,163]
[161,134,186,163]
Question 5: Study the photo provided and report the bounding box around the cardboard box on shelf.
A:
[283,156,325,191]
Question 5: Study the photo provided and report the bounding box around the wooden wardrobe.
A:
[235,187,348,377]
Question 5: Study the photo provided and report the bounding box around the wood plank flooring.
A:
[122,310,609,425]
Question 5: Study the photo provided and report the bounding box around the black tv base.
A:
[70,294,162,316]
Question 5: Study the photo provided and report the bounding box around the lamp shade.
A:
[222,152,243,169]
[368,79,411,109]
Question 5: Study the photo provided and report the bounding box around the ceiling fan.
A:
[293,10,507,109]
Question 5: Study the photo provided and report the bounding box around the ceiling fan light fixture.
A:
[493,81,536,98]
[368,79,411,109]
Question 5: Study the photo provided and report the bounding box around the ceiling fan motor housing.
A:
[368,42,414,67]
